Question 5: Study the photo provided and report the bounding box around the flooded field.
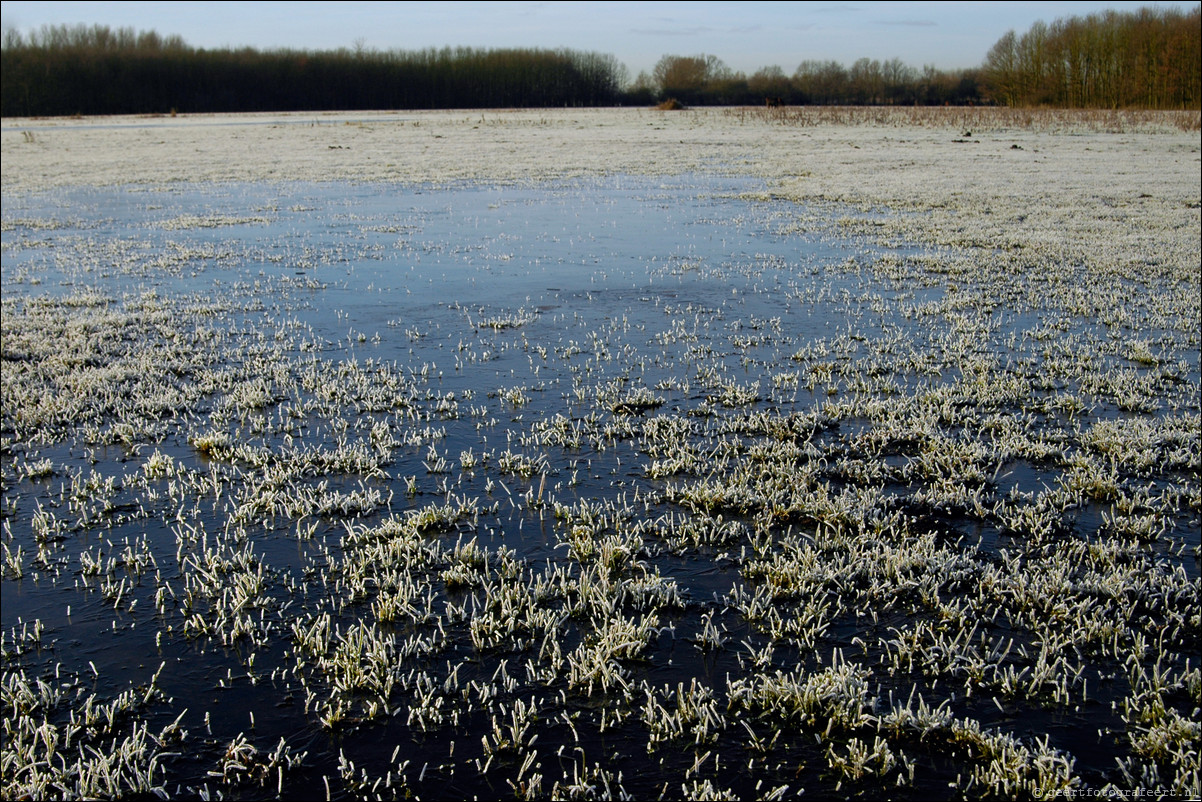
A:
[2,109,1199,800]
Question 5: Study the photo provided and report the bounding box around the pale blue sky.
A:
[2,1,1196,76]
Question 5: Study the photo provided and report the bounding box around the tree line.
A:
[637,5,1198,109]
[0,25,625,116]
[632,54,981,107]
[982,4,1199,108]
[2,4,1198,117]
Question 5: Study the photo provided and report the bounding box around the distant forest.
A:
[982,5,1199,108]
[1,4,1197,116]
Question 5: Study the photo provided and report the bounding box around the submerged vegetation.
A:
[2,100,1202,802]
[1,111,1199,799]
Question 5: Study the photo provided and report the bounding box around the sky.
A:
[2,1,1197,77]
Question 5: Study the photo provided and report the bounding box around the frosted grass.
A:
[2,108,1198,800]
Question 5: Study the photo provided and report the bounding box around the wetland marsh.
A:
[2,108,1200,800]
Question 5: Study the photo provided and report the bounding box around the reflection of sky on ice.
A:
[1,173,1198,800]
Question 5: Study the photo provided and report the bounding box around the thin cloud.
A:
[629,26,716,36]
[879,19,938,27]
[630,23,765,37]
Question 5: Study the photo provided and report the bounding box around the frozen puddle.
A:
[2,174,1198,800]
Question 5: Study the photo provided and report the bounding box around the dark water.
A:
[2,175,1198,800]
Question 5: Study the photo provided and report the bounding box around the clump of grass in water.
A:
[611,387,664,416]
[474,308,538,330]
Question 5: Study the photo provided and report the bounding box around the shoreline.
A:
[5,106,1198,291]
